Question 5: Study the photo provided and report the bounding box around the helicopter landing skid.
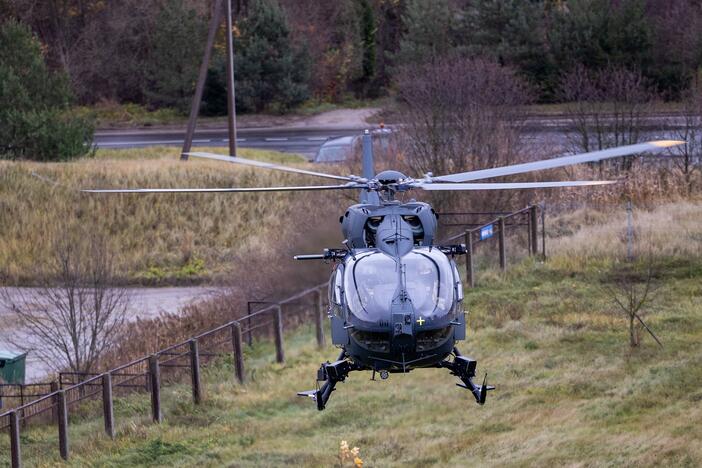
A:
[297,350,361,411]
[439,348,495,405]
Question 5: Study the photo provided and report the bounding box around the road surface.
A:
[94,114,689,158]
[95,127,363,159]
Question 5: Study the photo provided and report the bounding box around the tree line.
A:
[4,0,702,112]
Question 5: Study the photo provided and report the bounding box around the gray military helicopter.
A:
[85,134,682,410]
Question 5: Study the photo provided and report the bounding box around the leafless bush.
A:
[668,86,702,194]
[601,261,662,348]
[1,228,129,374]
[394,56,533,212]
[559,65,657,172]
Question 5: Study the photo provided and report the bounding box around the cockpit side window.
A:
[451,260,464,302]
[329,265,345,317]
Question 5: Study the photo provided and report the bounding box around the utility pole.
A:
[224,0,238,157]
[181,0,237,160]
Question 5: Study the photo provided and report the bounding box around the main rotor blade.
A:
[417,180,616,191]
[82,184,366,194]
[432,140,684,183]
[185,151,355,182]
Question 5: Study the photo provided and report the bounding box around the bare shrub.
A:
[559,65,657,172]
[1,227,129,374]
[394,56,533,212]
[668,86,702,194]
[601,260,662,348]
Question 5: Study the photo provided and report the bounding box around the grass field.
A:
[2,202,701,467]
[0,147,346,285]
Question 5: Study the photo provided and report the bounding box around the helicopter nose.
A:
[393,313,414,337]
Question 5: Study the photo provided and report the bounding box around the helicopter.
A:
[84,133,683,410]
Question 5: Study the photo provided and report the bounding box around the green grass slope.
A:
[3,252,701,467]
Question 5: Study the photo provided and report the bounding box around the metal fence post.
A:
[529,205,538,256]
[57,390,69,460]
[10,410,21,468]
[148,355,162,423]
[498,217,507,271]
[464,230,474,288]
[315,289,326,348]
[231,322,245,384]
[102,373,114,439]
[273,305,285,363]
[189,339,202,404]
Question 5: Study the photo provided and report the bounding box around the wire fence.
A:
[440,204,544,287]
[0,282,327,467]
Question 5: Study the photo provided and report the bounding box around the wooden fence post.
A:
[57,390,69,460]
[148,355,162,423]
[529,205,538,256]
[541,203,546,260]
[102,373,114,439]
[273,305,285,363]
[315,289,326,348]
[231,322,245,384]
[189,339,202,405]
[464,230,474,288]
[10,410,21,468]
[50,381,59,424]
[498,217,507,271]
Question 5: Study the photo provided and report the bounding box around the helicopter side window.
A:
[329,265,345,317]
[451,260,464,303]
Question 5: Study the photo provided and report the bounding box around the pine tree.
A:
[145,0,207,113]
[0,20,93,161]
[394,0,453,66]
[461,0,555,99]
[359,0,377,92]
[234,0,310,112]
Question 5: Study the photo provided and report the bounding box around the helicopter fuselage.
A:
[327,201,466,372]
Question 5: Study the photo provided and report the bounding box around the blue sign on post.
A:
[480,224,494,241]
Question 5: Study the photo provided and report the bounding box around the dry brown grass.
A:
[0,146,347,285]
[549,200,702,266]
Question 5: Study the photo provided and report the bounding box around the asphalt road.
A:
[94,114,689,159]
[95,126,363,160]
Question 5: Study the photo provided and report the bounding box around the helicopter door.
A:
[329,266,349,345]
[329,265,345,317]
[450,260,466,340]
[451,260,464,303]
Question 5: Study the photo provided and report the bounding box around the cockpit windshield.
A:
[344,248,455,323]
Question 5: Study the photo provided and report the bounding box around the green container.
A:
[0,349,27,385]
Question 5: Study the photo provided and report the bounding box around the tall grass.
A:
[0,147,346,285]
[548,201,702,267]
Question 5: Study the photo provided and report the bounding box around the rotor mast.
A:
[361,130,380,204]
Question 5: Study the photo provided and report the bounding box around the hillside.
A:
[0,147,346,286]
[2,202,701,467]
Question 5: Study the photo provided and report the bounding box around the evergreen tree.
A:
[234,0,310,112]
[462,0,556,99]
[0,20,93,161]
[393,0,453,66]
[145,0,207,113]
[358,0,377,95]
[549,0,652,72]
